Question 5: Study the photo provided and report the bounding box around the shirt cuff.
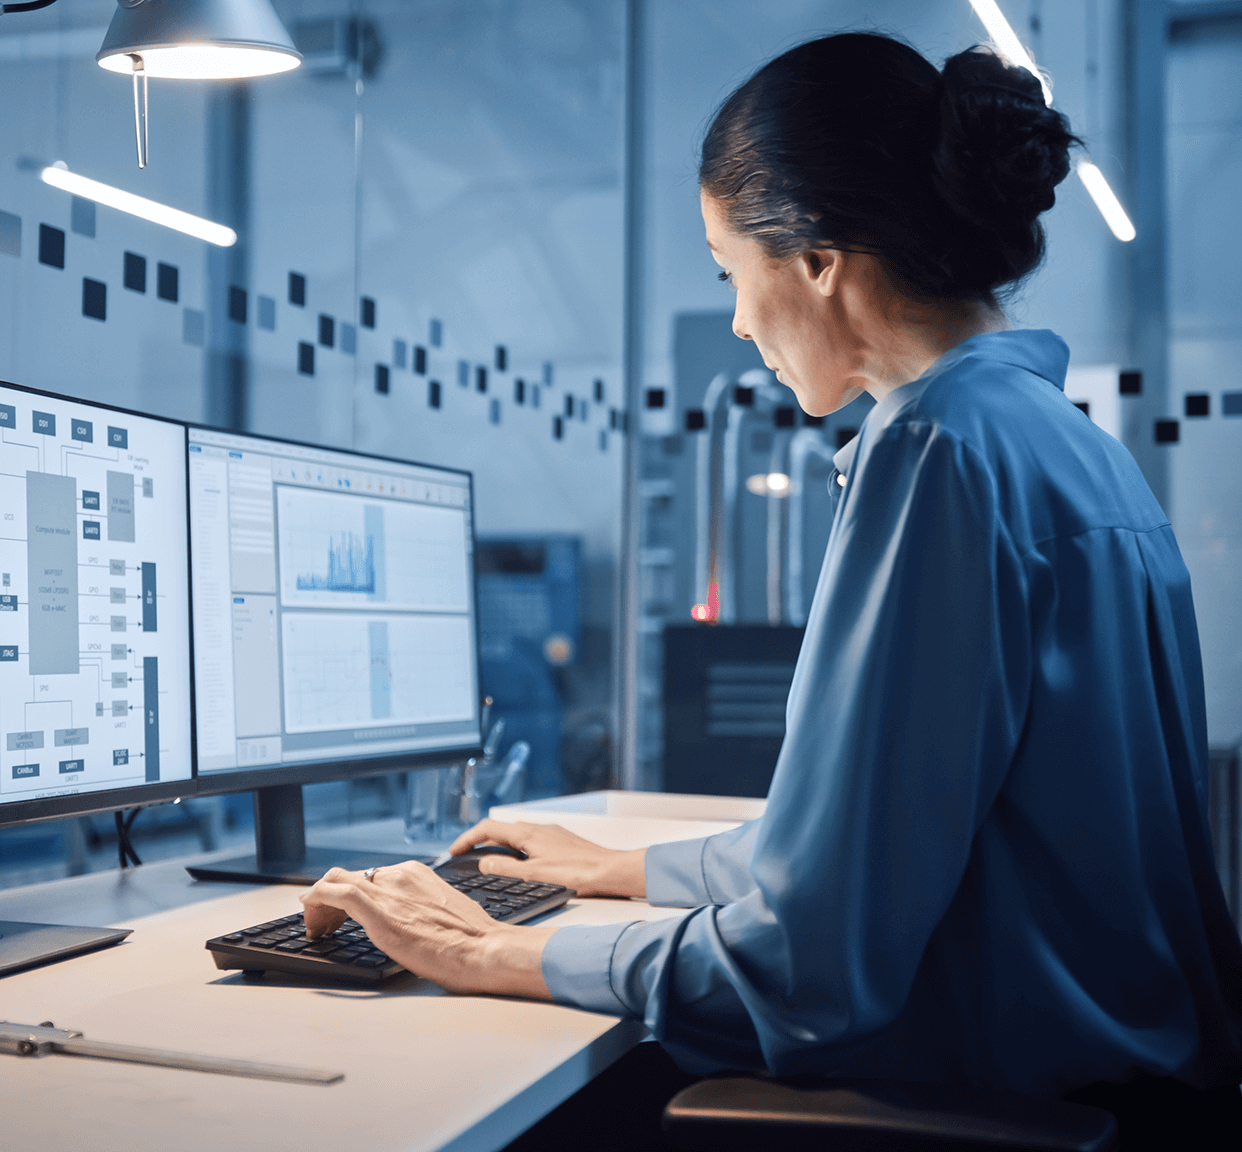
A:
[541,921,640,1016]
[645,836,713,907]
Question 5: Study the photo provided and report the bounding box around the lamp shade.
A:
[97,0,301,80]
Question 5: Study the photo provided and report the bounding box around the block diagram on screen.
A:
[0,386,192,802]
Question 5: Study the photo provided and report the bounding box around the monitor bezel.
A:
[0,378,197,828]
[181,418,486,800]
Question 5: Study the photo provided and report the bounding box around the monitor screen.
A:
[187,427,481,778]
[0,382,193,809]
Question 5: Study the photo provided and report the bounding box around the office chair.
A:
[662,1075,1118,1151]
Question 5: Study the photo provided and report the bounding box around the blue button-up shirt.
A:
[542,329,1242,1095]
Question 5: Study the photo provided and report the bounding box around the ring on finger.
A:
[363,866,381,882]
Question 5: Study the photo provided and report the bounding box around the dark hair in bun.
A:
[699,32,1081,301]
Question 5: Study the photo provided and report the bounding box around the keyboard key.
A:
[482,878,517,891]
[240,926,267,937]
[222,933,245,943]
[251,937,281,948]
[277,939,309,952]
[353,956,386,968]
[304,940,344,955]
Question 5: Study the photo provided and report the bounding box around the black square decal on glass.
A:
[515,378,525,404]
[289,271,306,306]
[82,278,106,321]
[733,386,755,407]
[458,360,469,387]
[38,224,65,269]
[375,364,389,394]
[429,380,441,409]
[414,346,427,375]
[319,314,335,348]
[685,409,706,431]
[1119,370,1142,395]
[1223,392,1242,416]
[298,342,315,376]
[803,414,824,426]
[157,262,179,302]
[1073,401,1090,416]
[360,297,376,328]
[645,388,665,409]
[495,345,507,372]
[1154,419,1179,444]
[393,339,407,369]
[1184,393,1209,418]
[490,398,501,424]
[341,323,356,354]
[430,318,442,347]
[774,406,796,428]
[836,427,858,450]
[553,416,563,440]
[594,379,604,402]
[228,285,247,324]
[123,252,147,293]
[476,366,487,393]
[565,395,574,418]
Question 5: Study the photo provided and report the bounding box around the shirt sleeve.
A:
[542,421,1031,1075]
[644,821,762,907]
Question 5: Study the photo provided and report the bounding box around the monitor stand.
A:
[185,783,426,885]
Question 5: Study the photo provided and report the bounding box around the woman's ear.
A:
[801,248,842,297]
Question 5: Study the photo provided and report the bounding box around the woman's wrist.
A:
[474,922,558,1000]
[591,847,647,899]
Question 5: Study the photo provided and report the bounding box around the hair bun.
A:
[932,47,1077,234]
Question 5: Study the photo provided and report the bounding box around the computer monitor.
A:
[182,424,483,883]
[0,379,194,971]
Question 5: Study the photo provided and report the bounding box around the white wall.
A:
[1167,19,1242,747]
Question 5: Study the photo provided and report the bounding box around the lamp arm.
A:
[2,0,60,12]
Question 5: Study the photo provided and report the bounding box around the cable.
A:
[1,0,61,13]
[114,809,142,869]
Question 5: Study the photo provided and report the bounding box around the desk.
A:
[0,814,717,1152]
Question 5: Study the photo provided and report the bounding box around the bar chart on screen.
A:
[279,612,474,733]
[275,487,470,612]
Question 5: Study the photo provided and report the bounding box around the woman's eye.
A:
[717,270,735,289]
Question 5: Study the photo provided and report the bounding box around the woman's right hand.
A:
[447,819,647,899]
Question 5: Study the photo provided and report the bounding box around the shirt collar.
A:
[830,329,1069,477]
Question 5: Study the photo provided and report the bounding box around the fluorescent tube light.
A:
[967,0,1053,105]
[1076,161,1137,242]
[965,0,1135,241]
[40,164,237,247]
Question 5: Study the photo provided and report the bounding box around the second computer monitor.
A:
[187,427,481,786]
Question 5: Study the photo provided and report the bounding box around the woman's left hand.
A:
[299,861,555,999]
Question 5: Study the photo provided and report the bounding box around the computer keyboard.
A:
[205,869,574,982]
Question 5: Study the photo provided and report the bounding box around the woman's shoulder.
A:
[882,330,1168,544]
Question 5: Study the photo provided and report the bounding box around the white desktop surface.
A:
[0,818,694,1152]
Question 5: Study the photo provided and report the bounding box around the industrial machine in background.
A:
[638,312,876,796]
[475,535,580,800]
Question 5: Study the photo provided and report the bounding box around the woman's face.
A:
[701,190,866,417]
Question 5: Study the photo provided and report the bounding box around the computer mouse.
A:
[436,845,528,875]
[451,844,528,865]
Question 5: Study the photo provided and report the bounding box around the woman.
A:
[303,33,1242,1146]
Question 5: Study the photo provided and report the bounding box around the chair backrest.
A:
[662,1076,1118,1151]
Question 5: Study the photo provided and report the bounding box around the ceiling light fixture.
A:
[97,0,301,169]
[966,0,1135,242]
